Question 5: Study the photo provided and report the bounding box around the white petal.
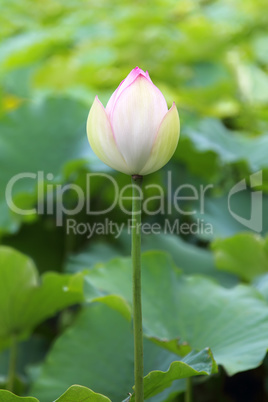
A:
[87,97,131,174]
[140,103,180,175]
[111,75,168,174]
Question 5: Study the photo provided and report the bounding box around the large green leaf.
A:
[31,302,216,402]
[212,233,268,281]
[0,246,84,349]
[84,251,268,375]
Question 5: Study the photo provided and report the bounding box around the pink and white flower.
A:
[87,67,180,175]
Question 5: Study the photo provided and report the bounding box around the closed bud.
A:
[87,67,180,176]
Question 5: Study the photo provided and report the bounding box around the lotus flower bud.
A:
[87,67,180,176]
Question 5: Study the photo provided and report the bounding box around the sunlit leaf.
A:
[0,390,38,402]
[54,385,111,402]
[212,233,268,281]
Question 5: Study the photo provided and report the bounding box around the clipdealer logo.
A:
[5,170,264,235]
[5,171,213,223]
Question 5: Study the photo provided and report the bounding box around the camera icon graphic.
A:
[228,170,263,233]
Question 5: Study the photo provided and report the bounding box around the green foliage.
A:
[1,0,268,400]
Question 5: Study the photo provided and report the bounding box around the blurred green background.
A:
[1,0,268,401]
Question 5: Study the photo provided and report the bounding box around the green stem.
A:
[185,378,192,402]
[131,175,144,402]
[7,334,17,393]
